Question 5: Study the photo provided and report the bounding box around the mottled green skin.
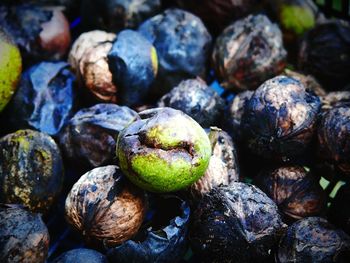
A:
[280,5,315,35]
[117,108,211,192]
[0,31,22,112]
[0,130,63,213]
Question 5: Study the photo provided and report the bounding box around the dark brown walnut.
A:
[0,205,50,263]
[68,30,116,84]
[222,90,254,141]
[241,75,321,161]
[318,106,350,176]
[321,91,350,111]
[328,184,350,235]
[212,14,287,92]
[283,69,326,97]
[0,4,71,62]
[0,129,63,213]
[52,248,108,263]
[277,217,350,263]
[298,19,350,90]
[65,165,146,247]
[190,183,286,263]
[189,128,239,200]
[59,103,139,171]
[79,41,117,103]
[174,0,260,36]
[254,166,326,222]
[158,78,225,127]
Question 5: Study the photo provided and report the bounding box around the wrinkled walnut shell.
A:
[65,165,146,247]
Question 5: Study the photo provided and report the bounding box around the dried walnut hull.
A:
[241,76,321,161]
[5,61,75,136]
[254,166,326,222]
[158,78,225,128]
[0,129,63,213]
[107,195,190,263]
[212,14,287,92]
[317,106,350,176]
[0,205,50,263]
[59,103,139,171]
[277,217,350,263]
[190,183,285,263]
[138,8,212,98]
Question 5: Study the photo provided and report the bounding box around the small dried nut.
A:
[321,91,350,111]
[39,8,71,58]
[317,105,350,176]
[241,75,321,161]
[79,42,117,103]
[189,128,239,200]
[68,30,116,79]
[277,217,350,263]
[190,183,286,263]
[158,78,225,127]
[283,69,326,97]
[222,90,253,141]
[298,19,350,90]
[212,14,287,91]
[254,166,326,222]
[0,205,50,263]
[65,165,146,247]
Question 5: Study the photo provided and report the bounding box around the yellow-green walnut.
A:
[0,30,22,112]
[117,108,212,192]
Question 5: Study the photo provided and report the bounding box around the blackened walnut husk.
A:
[277,217,350,263]
[283,69,326,97]
[174,0,260,36]
[318,106,350,176]
[0,4,70,62]
[254,166,326,222]
[59,103,139,171]
[212,14,287,92]
[108,29,158,107]
[107,195,190,263]
[189,128,239,200]
[68,30,116,84]
[0,205,50,263]
[138,8,212,97]
[80,0,161,32]
[329,184,350,235]
[6,61,75,136]
[65,165,146,247]
[158,78,225,127]
[190,183,285,263]
[0,130,63,213]
[222,90,254,141]
[241,76,321,161]
[298,19,350,90]
[321,91,350,111]
[52,248,108,263]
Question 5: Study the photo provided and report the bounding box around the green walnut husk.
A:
[117,107,212,193]
[0,129,63,213]
[0,30,22,112]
